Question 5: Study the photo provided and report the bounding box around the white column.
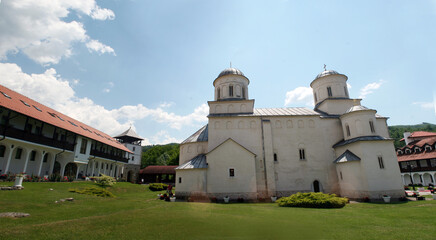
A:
[91,161,95,176]
[4,146,14,173]
[75,164,80,179]
[49,155,56,175]
[60,162,66,177]
[37,153,45,176]
[22,149,31,174]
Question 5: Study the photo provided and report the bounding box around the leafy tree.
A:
[141,143,180,168]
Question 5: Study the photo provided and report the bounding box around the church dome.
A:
[345,105,374,114]
[314,70,340,80]
[217,67,245,79]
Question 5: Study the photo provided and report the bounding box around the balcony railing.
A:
[400,166,436,173]
[90,149,129,163]
[0,125,75,151]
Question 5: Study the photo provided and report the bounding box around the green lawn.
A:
[1,182,435,240]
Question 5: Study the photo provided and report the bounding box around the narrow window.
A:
[340,171,343,180]
[229,168,235,177]
[314,93,317,102]
[344,86,349,97]
[327,87,332,97]
[274,153,278,162]
[299,148,306,160]
[217,88,221,100]
[346,124,350,137]
[80,139,88,154]
[133,146,135,151]
[229,85,234,97]
[179,177,182,183]
[132,156,134,161]
[30,150,36,161]
[378,156,384,169]
[15,148,22,159]
[43,154,48,163]
[242,87,245,99]
[369,120,375,133]
[0,145,5,157]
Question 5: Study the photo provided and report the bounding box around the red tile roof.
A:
[409,131,436,138]
[0,84,131,153]
[139,165,178,174]
[397,151,436,162]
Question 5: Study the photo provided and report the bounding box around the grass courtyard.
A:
[1,182,435,240]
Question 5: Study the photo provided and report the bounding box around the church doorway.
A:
[313,180,320,192]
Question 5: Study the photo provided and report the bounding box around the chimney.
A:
[403,132,411,145]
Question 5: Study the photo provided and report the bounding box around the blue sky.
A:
[0,0,435,144]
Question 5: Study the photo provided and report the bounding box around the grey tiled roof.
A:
[334,150,361,163]
[209,107,320,117]
[333,135,392,148]
[217,68,245,79]
[345,105,374,114]
[176,154,208,170]
[181,125,208,144]
[114,127,144,140]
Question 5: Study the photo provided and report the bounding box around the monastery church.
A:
[175,67,404,200]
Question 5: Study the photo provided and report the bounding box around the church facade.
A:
[175,67,404,200]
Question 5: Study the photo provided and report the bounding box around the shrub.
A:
[49,173,61,182]
[69,187,115,198]
[94,174,116,187]
[149,183,168,191]
[276,192,348,209]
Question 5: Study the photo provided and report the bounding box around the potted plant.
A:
[382,195,391,203]
[271,196,277,202]
[170,196,176,202]
[223,196,230,203]
[14,173,25,187]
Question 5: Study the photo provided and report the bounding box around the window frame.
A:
[299,148,306,160]
[378,156,385,169]
[229,168,235,177]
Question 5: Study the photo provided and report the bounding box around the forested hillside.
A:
[388,122,436,148]
[141,143,180,168]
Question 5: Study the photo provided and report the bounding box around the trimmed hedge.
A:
[277,192,348,208]
[149,183,168,191]
[69,187,115,198]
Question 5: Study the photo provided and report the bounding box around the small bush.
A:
[69,187,115,198]
[149,183,168,191]
[94,174,116,187]
[276,192,348,209]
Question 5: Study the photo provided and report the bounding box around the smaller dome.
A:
[345,105,373,114]
[314,70,340,80]
[217,68,245,79]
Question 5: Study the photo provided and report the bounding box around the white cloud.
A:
[412,101,434,109]
[90,6,115,20]
[86,40,116,55]
[284,86,313,107]
[159,102,175,108]
[0,0,115,65]
[102,81,114,93]
[359,80,385,99]
[0,63,208,140]
[149,131,182,145]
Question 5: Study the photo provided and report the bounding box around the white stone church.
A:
[175,67,404,200]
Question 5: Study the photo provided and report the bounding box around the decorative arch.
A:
[312,180,321,192]
[64,162,77,179]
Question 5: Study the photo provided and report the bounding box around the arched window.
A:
[327,86,332,97]
[274,153,278,162]
[345,124,351,137]
[229,85,233,97]
[217,88,221,100]
[313,180,320,192]
[242,87,245,99]
[0,145,5,158]
[369,120,375,133]
[314,92,317,102]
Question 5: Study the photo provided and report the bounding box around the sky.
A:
[0,0,435,145]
